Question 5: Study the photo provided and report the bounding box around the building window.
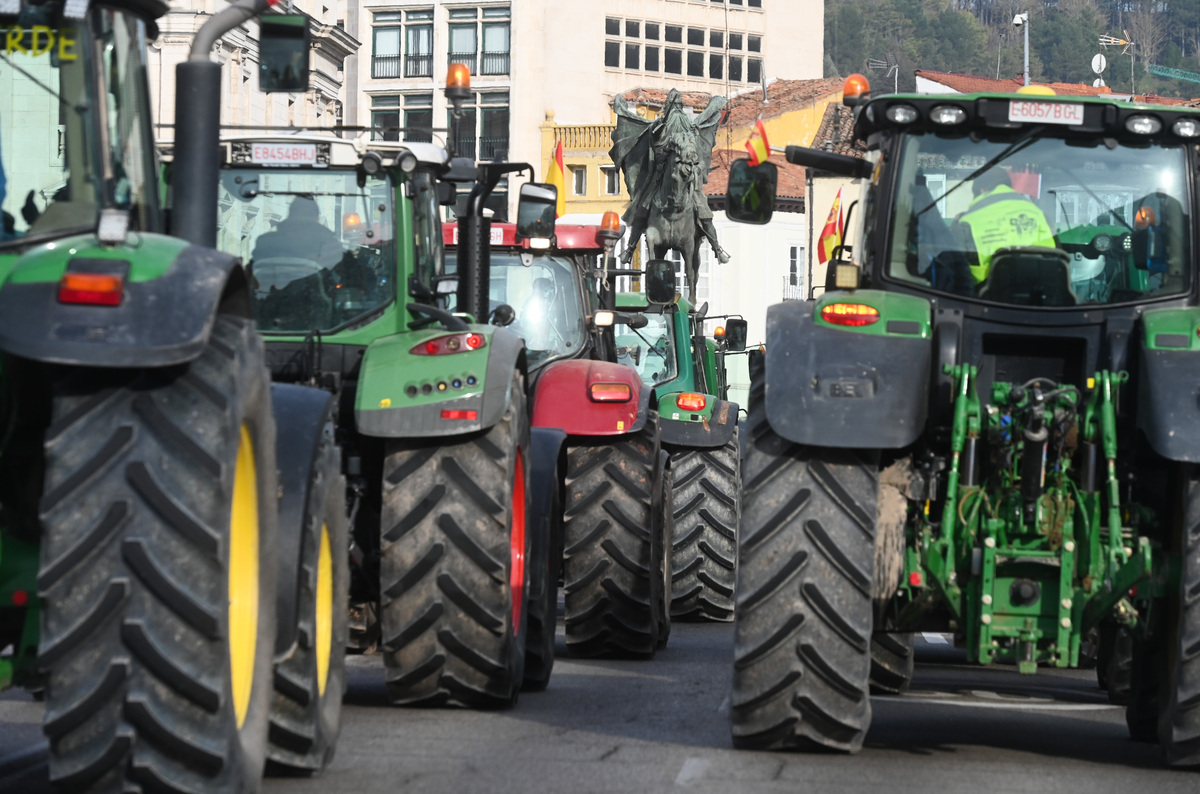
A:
[372,13,402,79]
[605,17,619,36]
[687,27,704,46]
[748,35,761,52]
[605,40,620,68]
[404,94,433,143]
[687,51,704,77]
[645,46,659,71]
[748,58,762,84]
[570,165,587,196]
[602,166,620,196]
[370,95,400,140]
[749,0,762,7]
[626,43,640,70]
[625,20,639,38]
[479,93,509,160]
[445,6,509,76]
[405,22,432,77]
[645,22,659,40]
[710,30,723,49]
[709,53,723,79]
[729,55,742,81]
[789,246,800,286]
[665,48,682,74]
[665,25,682,43]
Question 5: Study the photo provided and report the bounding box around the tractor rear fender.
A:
[269,383,337,658]
[0,236,249,367]
[764,294,932,449]
[528,426,567,589]
[1137,307,1200,462]
[531,358,651,436]
[355,326,526,438]
[658,397,739,448]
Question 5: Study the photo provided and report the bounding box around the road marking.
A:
[675,757,710,785]
[921,632,950,645]
[880,694,1116,711]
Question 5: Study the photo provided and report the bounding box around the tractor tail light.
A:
[820,303,880,327]
[441,409,478,421]
[410,333,488,355]
[590,382,632,402]
[59,273,124,306]
[676,392,706,412]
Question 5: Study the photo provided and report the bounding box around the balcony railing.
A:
[452,137,477,159]
[480,51,510,75]
[480,136,509,160]
[405,53,432,78]
[372,55,401,79]
[552,123,617,152]
[782,281,805,301]
[448,52,477,74]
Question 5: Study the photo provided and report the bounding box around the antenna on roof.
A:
[868,53,899,93]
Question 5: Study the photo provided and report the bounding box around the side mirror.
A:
[516,182,557,244]
[437,182,458,206]
[259,15,311,93]
[646,259,676,305]
[726,159,778,225]
[724,318,748,352]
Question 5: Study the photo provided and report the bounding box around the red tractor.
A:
[445,217,675,660]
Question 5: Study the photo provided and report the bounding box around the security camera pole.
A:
[1014,12,1030,86]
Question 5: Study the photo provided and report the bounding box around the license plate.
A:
[1008,101,1085,125]
[252,143,317,165]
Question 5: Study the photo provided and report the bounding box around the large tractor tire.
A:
[38,315,278,794]
[563,422,667,658]
[379,373,530,708]
[1097,623,1133,704]
[869,632,915,695]
[1158,469,1200,765]
[666,431,739,622]
[266,430,348,773]
[731,364,877,753]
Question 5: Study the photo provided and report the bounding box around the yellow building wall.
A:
[724,90,843,152]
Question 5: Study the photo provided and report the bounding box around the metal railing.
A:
[480,51,510,75]
[782,280,805,301]
[448,52,477,74]
[479,135,508,160]
[452,137,477,159]
[372,55,402,79]
[405,53,432,78]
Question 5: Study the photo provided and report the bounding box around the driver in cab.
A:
[954,168,1055,283]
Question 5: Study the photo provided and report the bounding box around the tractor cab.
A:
[216,135,448,336]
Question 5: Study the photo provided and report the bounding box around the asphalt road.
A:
[0,624,1195,794]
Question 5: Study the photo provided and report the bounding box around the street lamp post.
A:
[1013,13,1030,86]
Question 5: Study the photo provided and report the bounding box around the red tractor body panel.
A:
[443,222,605,255]
[531,359,645,436]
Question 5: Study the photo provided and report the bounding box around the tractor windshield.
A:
[0,5,160,246]
[615,310,678,386]
[886,130,1190,307]
[446,250,587,369]
[216,168,396,333]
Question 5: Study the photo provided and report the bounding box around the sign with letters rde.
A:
[0,25,79,60]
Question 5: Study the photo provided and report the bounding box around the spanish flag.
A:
[545,140,567,218]
[816,187,844,265]
[745,118,770,166]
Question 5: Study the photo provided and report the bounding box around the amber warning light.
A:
[843,73,870,105]
[446,62,472,105]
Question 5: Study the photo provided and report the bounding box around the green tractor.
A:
[210,104,550,701]
[724,74,1200,766]
[613,292,746,621]
[0,0,347,790]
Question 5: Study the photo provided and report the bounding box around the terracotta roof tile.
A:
[810,103,866,158]
[916,69,1115,97]
[722,77,844,128]
[618,87,717,111]
[704,148,805,200]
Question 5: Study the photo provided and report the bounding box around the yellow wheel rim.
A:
[315,522,333,697]
[229,424,260,730]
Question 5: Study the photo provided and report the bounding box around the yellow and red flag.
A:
[816,187,845,265]
[744,118,771,166]
[545,140,567,218]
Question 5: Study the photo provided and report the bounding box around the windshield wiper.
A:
[916,127,1047,217]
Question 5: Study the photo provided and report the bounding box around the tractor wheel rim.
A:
[510,448,527,634]
[229,424,260,730]
[315,522,333,697]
